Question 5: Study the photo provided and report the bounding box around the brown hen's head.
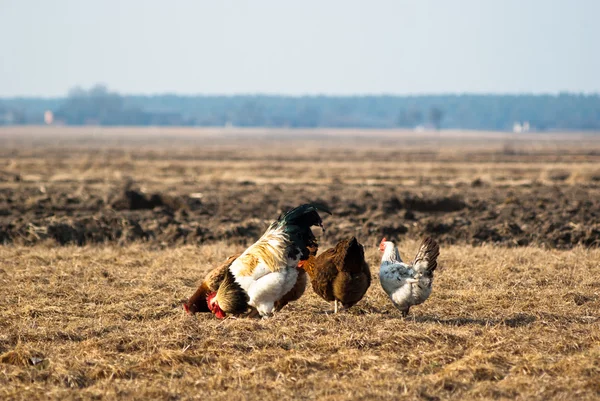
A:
[183,283,211,315]
[207,292,226,319]
[183,299,204,315]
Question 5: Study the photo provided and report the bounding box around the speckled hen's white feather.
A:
[379,241,434,313]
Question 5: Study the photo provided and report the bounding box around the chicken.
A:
[183,253,240,314]
[272,243,318,312]
[378,237,440,316]
[185,241,320,316]
[207,203,331,318]
[185,245,315,315]
[302,237,371,313]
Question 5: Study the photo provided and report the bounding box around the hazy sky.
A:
[1,0,599,97]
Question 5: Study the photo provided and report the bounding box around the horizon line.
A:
[2,91,600,100]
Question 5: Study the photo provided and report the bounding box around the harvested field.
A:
[1,127,600,400]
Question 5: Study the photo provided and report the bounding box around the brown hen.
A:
[183,254,240,314]
[302,237,371,313]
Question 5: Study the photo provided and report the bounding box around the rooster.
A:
[378,237,440,316]
[184,245,315,315]
[207,203,331,318]
[302,237,371,313]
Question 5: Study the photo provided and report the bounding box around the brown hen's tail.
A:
[336,237,366,273]
[412,237,440,274]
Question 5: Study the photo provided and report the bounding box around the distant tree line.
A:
[51,85,193,126]
[1,85,600,131]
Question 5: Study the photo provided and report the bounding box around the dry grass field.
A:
[1,127,600,400]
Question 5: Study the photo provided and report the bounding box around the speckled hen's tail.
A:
[412,237,440,274]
